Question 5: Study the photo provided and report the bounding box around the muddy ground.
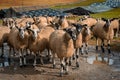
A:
[0,44,120,80]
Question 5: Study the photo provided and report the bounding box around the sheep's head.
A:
[15,23,30,39]
[63,28,77,40]
[71,23,83,34]
[50,21,60,30]
[102,18,111,32]
[25,21,40,40]
[83,25,91,36]
[30,29,40,40]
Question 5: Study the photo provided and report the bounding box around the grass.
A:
[51,0,105,9]
[91,8,120,18]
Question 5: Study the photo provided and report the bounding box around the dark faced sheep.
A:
[49,28,77,76]
[92,18,114,56]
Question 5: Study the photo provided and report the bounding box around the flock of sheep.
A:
[0,15,120,76]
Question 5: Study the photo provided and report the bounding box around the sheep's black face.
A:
[64,28,77,40]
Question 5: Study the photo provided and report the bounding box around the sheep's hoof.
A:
[81,53,83,55]
[63,66,66,70]
[72,57,75,60]
[65,71,69,75]
[23,64,27,67]
[76,62,79,68]
[20,65,24,68]
[53,64,56,69]
[0,55,4,59]
[86,52,88,55]
[59,73,63,77]
[69,61,72,66]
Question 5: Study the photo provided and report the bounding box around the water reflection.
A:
[86,54,114,65]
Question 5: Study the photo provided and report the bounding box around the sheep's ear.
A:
[37,29,41,33]
[50,21,54,25]
[82,24,87,27]
[102,18,107,22]
[63,28,67,32]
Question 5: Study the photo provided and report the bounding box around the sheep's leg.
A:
[85,43,88,54]
[33,53,37,67]
[114,29,119,37]
[40,54,44,65]
[75,48,79,67]
[101,40,105,62]
[68,57,72,66]
[23,49,27,66]
[19,49,23,67]
[0,44,4,58]
[107,40,112,63]
[60,58,65,77]
[107,40,111,54]
[52,53,56,69]
[64,58,69,75]
[47,49,52,62]
[96,38,99,51]
[79,45,84,55]
[72,54,75,60]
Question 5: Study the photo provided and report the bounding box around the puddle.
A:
[86,54,120,71]
[86,55,114,65]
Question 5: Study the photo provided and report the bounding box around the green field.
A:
[51,0,119,18]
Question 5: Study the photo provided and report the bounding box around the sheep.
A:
[51,15,69,29]
[109,18,120,37]
[33,16,48,29]
[7,23,30,66]
[69,23,91,67]
[49,27,77,76]
[0,26,11,58]
[78,17,97,28]
[92,18,114,56]
[26,23,55,66]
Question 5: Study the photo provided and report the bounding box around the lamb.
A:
[26,23,55,66]
[7,23,30,66]
[92,18,114,55]
[49,27,77,76]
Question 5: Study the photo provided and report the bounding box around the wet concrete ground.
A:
[0,43,120,80]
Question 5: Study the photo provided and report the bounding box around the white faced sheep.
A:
[26,23,55,66]
[7,23,30,67]
[49,28,77,76]
[92,18,114,56]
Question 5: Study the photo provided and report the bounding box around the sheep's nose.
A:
[72,35,77,40]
